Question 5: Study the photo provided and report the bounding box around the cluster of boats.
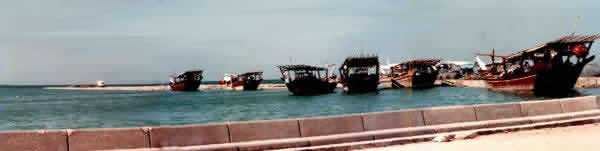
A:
[168,71,264,91]
[169,34,599,96]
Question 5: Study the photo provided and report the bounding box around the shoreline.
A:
[44,83,288,91]
[43,77,600,91]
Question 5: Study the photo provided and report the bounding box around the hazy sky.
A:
[1,0,599,84]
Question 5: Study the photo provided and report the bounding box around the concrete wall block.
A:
[362,109,424,131]
[474,103,523,121]
[229,119,301,143]
[0,130,68,151]
[560,96,598,113]
[298,115,364,137]
[150,124,229,148]
[422,105,477,125]
[520,99,563,116]
[68,128,150,151]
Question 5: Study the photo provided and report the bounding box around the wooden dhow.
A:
[477,34,599,95]
[278,65,337,95]
[169,70,203,91]
[339,56,380,93]
[391,59,440,88]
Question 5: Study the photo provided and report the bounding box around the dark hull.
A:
[285,79,337,96]
[342,76,379,93]
[534,57,591,95]
[234,80,262,90]
[170,81,202,91]
[392,71,438,89]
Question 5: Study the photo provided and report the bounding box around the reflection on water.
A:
[0,86,596,131]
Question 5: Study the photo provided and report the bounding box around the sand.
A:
[45,85,171,91]
[45,84,287,91]
[43,77,600,91]
[575,77,600,88]
[361,123,600,151]
[441,79,488,88]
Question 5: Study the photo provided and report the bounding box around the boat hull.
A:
[391,71,439,88]
[231,79,262,90]
[342,75,379,93]
[243,80,262,90]
[486,56,592,95]
[285,79,337,96]
[533,57,589,94]
[170,81,202,91]
[486,74,536,90]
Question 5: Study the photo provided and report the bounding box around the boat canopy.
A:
[172,70,203,78]
[278,65,327,71]
[340,56,379,69]
[240,71,263,76]
[398,59,440,66]
[505,34,600,60]
[392,59,440,71]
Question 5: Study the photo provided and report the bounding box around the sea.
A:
[2,80,600,131]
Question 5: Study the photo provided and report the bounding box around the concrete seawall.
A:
[2,96,600,151]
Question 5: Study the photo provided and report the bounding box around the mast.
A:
[491,48,496,72]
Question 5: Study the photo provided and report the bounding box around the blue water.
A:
[2,85,600,131]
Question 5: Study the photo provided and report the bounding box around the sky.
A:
[1,0,599,85]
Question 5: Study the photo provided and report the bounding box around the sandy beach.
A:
[361,123,600,151]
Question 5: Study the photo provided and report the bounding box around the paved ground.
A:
[361,123,600,151]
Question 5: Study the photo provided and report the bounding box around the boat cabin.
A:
[390,59,440,88]
[279,65,330,83]
[339,56,380,93]
[391,59,440,77]
[438,61,474,80]
[171,70,203,84]
[278,64,337,95]
[238,72,263,82]
[169,70,203,91]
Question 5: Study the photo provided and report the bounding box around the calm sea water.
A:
[2,84,600,131]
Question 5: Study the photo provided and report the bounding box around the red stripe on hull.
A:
[169,82,201,91]
[170,83,187,91]
[487,75,536,90]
